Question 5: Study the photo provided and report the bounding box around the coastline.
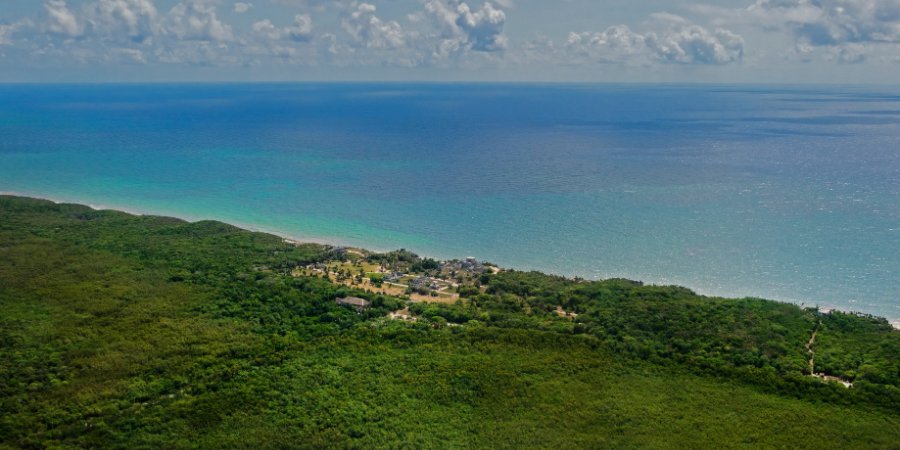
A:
[3,190,898,329]
[0,190,375,251]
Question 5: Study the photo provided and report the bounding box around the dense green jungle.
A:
[1,195,897,449]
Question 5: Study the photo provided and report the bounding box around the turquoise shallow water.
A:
[1,83,898,323]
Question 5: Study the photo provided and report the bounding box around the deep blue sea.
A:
[1,83,897,324]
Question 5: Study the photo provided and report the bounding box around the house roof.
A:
[336,297,370,308]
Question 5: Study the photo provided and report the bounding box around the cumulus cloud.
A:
[829,43,868,63]
[0,20,32,46]
[342,3,406,49]
[566,26,648,64]
[286,14,314,42]
[45,0,83,37]
[7,0,508,69]
[17,0,325,67]
[85,0,159,42]
[0,26,11,46]
[153,40,238,65]
[252,14,313,42]
[252,19,282,40]
[167,0,234,42]
[17,0,898,74]
[693,0,900,63]
[108,46,147,63]
[566,14,744,65]
[650,24,744,64]
[456,2,507,50]
[422,0,507,53]
[748,0,900,45]
[333,1,507,66]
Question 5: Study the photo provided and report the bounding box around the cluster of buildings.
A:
[382,272,406,283]
[443,257,486,274]
[409,276,441,291]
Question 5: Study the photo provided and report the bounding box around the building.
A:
[461,257,485,273]
[336,296,370,312]
[442,257,484,274]
[383,272,405,283]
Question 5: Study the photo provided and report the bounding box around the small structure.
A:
[555,306,579,320]
[409,276,439,291]
[389,308,417,322]
[336,296,370,312]
[383,272,405,283]
[443,256,485,274]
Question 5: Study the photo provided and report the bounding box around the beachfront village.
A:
[290,247,499,318]
[285,243,855,389]
[285,245,583,327]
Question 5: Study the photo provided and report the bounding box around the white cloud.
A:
[649,23,744,64]
[167,0,234,42]
[252,14,313,42]
[342,3,406,49]
[693,0,900,63]
[153,40,237,65]
[108,46,147,63]
[422,0,458,37]
[0,20,32,46]
[456,1,507,51]
[566,15,744,65]
[286,14,313,42]
[827,42,868,63]
[7,0,896,76]
[252,19,282,40]
[44,0,82,37]
[85,0,160,42]
[748,0,900,45]
[566,26,647,64]
[422,0,508,53]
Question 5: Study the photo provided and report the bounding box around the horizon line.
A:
[2,80,900,87]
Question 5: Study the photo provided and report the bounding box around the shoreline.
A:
[0,190,378,251]
[3,190,898,329]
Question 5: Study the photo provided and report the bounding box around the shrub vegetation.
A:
[1,195,897,448]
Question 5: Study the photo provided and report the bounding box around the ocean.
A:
[1,83,897,324]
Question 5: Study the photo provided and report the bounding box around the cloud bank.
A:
[0,0,897,77]
[566,14,744,65]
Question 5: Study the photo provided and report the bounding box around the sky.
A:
[1,0,899,83]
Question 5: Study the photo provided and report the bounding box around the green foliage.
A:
[1,196,898,448]
[457,285,480,298]
[409,301,478,324]
[368,273,384,287]
[479,271,900,407]
[410,258,440,273]
[815,311,899,385]
[366,249,419,266]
